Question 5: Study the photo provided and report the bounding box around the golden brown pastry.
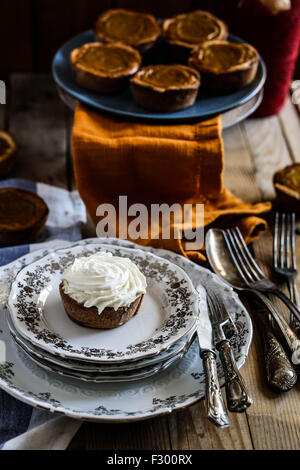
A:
[94,9,160,53]
[274,163,300,213]
[0,188,49,245]
[71,42,141,93]
[162,10,228,61]
[189,40,259,93]
[60,284,144,329]
[130,64,200,112]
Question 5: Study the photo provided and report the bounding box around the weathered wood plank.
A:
[82,417,172,450]
[8,74,68,187]
[241,117,292,200]
[222,111,300,449]
[168,399,253,449]
[223,124,264,203]
[218,116,300,450]
[247,229,300,450]
[278,97,300,163]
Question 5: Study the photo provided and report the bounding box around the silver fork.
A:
[206,290,252,412]
[224,227,300,324]
[223,227,300,359]
[274,212,300,331]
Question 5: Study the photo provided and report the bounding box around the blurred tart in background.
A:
[130,64,200,112]
[94,9,160,53]
[0,188,49,245]
[162,10,228,61]
[71,42,141,93]
[189,40,259,93]
[274,163,300,214]
[0,131,17,178]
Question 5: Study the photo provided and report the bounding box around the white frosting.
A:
[61,251,147,314]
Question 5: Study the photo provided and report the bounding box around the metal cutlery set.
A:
[202,212,300,428]
[198,289,252,428]
[4,215,298,427]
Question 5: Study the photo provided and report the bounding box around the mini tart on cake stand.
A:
[59,252,147,329]
[273,163,300,214]
[71,42,142,93]
[0,188,48,245]
[189,40,259,93]
[130,64,200,112]
[94,9,160,53]
[162,10,228,62]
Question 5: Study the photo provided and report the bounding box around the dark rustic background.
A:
[1,0,299,76]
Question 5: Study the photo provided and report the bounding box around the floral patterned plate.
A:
[7,310,195,373]
[8,245,199,363]
[0,237,252,422]
[10,325,194,383]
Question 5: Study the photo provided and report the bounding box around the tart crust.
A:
[0,188,49,245]
[71,42,141,93]
[162,10,228,62]
[94,9,160,53]
[59,282,144,329]
[0,131,17,178]
[189,40,259,93]
[273,163,300,214]
[130,64,200,112]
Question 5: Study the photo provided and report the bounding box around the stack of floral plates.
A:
[7,244,201,383]
[1,238,252,422]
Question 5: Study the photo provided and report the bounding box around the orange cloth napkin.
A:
[72,104,271,263]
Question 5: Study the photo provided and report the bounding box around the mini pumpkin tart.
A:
[71,42,141,93]
[162,10,228,62]
[0,188,49,245]
[189,40,259,93]
[94,9,160,53]
[59,251,147,329]
[130,64,200,112]
[0,132,17,178]
[273,163,300,214]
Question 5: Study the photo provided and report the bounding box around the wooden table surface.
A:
[1,74,300,450]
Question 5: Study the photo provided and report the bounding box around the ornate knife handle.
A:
[254,312,297,392]
[216,340,252,412]
[200,349,229,428]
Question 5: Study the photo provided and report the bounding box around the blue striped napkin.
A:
[0,179,86,450]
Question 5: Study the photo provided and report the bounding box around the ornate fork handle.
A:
[254,311,297,392]
[287,278,300,337]
[253,290,300,360]
[201,349,229,428]
[266,287,300,324]
[216,340,252,412]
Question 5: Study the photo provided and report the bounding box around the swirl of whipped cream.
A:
[61,251,147,314]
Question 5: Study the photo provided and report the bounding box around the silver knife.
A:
[196,286,229,428]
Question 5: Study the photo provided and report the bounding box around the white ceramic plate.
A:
[11,329,192,383]
[8,244,199,363]
[0,237,252,422]
[7,311,195,373]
